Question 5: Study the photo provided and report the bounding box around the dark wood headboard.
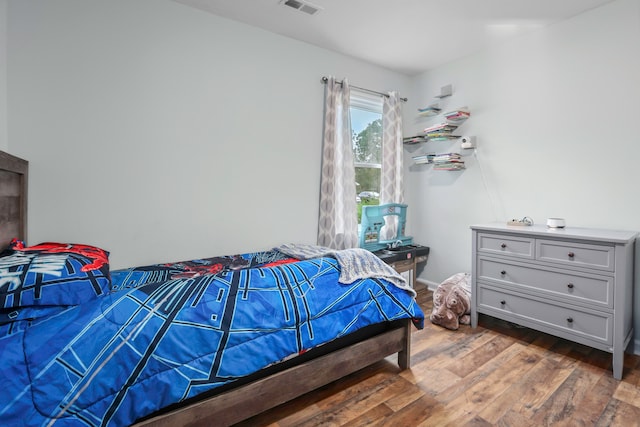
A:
[0,150,28,247]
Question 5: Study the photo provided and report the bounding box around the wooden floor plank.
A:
[382,380,425,412]
[438,347,543,425]
[366,395,441,427]
[426,340,528,406]
[340,403,393,427]
[613,367,640,407]
[515,357,578,419]
[479,349,553,424]
[478,357,559,424]
[444,333,522,378]
[529,366,603,425]
[495,410,539,427]
[595,399,640,427]
[297,374,409,427]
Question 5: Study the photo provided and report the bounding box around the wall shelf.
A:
[433,84,453,99]
[417,103,441,117]
[406,107,470,144]
[403,135,429,144]
[411,152,465,170]
[408,86,473,171]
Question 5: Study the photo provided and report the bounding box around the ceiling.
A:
[175,0,616,76]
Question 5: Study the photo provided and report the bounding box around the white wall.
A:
[6,0,410,269]
[406,0,640,284]
[0,0,7,151]
[405,0,640,350]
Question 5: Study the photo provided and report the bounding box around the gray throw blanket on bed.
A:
[275,243,416,297]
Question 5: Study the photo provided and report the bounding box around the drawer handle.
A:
[567,317,573,323]
[568,252,575,258]
[500,300,506,305]
[501,243,507,249]
[567,283,574,289]
[500,270,506,275]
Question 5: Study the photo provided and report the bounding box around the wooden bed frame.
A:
[0,150,28,246]
[0,150,414,427]
[135,320,411,426]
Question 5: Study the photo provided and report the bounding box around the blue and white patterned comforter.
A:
[0,252,423,426]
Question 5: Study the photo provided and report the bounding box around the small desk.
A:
[373,244,430,288]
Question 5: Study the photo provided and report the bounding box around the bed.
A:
[0,150,424,427]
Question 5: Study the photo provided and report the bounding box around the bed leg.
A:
[397,320,411,370]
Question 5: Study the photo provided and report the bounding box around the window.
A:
[350,91,383,222]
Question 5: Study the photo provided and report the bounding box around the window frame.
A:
[350,90,383,184]
[350,91,383,224]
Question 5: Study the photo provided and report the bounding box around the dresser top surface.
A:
[471,223,638,245]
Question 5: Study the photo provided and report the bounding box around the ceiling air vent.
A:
[281,0,323,15]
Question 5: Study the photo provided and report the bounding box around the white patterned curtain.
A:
[380,91,404,240]
[317,77,358,249]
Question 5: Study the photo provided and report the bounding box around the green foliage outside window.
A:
[353,118,382,164]
[353,117,382,223]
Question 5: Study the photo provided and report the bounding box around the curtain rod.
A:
[321,76,408,102]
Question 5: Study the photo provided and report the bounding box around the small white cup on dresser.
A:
[546,218,566,228]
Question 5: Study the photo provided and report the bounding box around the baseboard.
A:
[416,278,438,291]
[630,338,640,355]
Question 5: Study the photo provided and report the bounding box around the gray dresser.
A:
[470,223,637,380]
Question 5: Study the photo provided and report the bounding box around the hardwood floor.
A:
[236,285,640,427]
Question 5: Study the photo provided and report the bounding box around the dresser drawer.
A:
[477,233,534,259]
[477,258,613,309]
[536,239,614,272]
[477,285,612,345]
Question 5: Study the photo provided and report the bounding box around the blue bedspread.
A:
[0,255,423,426]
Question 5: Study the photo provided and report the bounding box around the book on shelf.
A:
[434,154,462,160]
[423,122,458,133]
[433,153,464,167]
[443,107,470,116]
[443,107,471,123]
[433,159,462,163]
[417,104,441,117]
[413,151,465,169]
[432,153,464,170]
[403,135,429,144]
[434,164,466,171]
[425,133,457,140]
[412,153,435,164]
[444,111,470,119]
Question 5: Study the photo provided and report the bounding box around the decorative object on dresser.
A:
[470,223,637,380]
